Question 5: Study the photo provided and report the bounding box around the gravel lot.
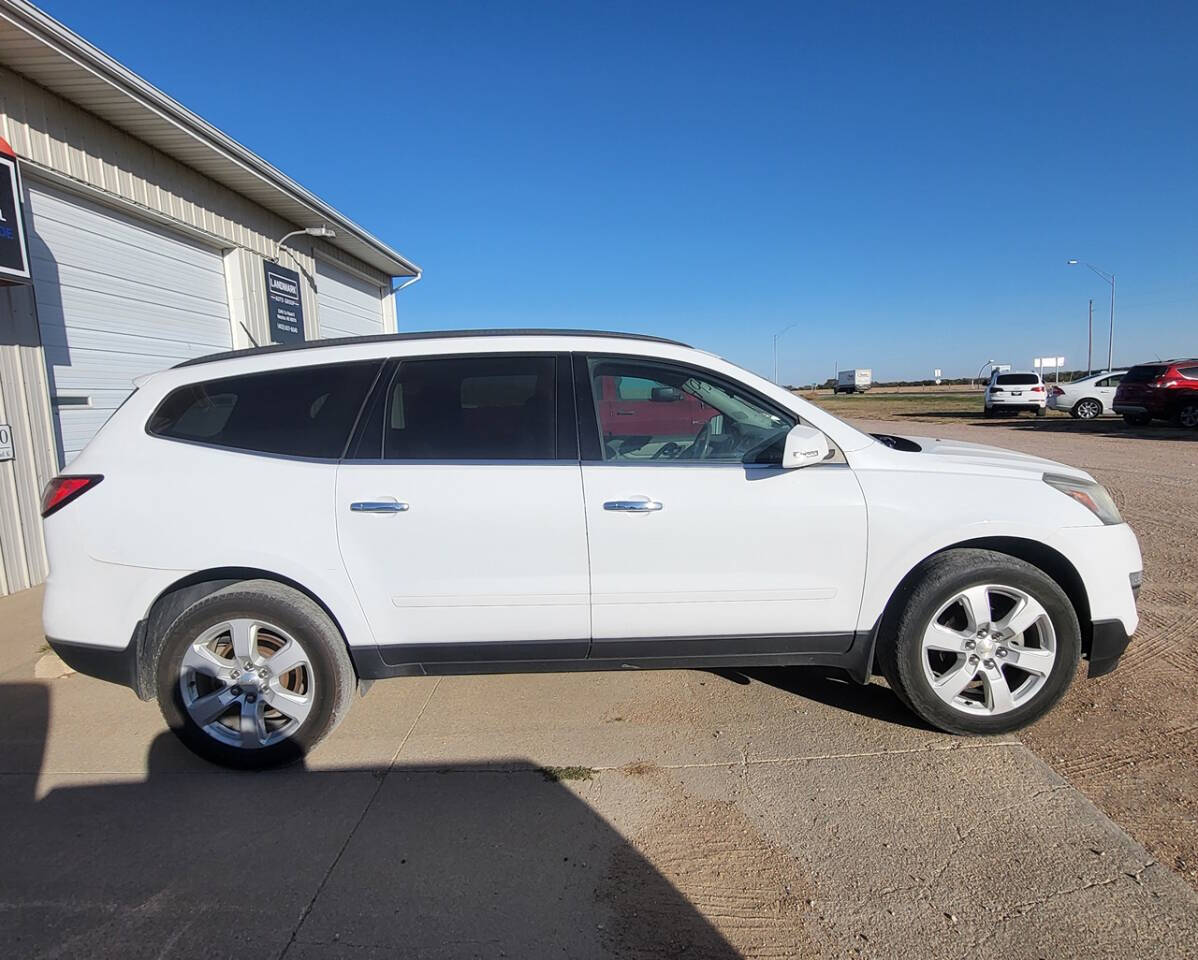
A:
[841,404,1198,892]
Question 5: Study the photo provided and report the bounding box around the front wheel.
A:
[155,580,356,769]
[878,549,1080,735]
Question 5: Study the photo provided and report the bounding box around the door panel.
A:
[582,463,867,640]
[334,353,589,655]
[337,463,590,648]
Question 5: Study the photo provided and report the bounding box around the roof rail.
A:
[173,329,692,369]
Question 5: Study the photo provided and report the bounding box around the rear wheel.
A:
[1073,398,1102,420]
[155,580,355,769]
[1035,406,1046,417]
[1123,412,1151,426]
[1176,403,1198,429]
[878,550,1080,735]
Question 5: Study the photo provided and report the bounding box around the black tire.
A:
[1035,406,1046,417]
[155,579,356,769]
[983,406,994,418]
[877,549,1081,736]
[1123,413,1151,426]
[1175,403,1198,429]
[1073,398,1102,420]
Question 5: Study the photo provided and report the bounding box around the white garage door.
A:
[26,183,232,464]
[316,258,386,338]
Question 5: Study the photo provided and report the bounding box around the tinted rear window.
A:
[1123,365,1167,383]
[148,360,381,458]
[995,374,1039,385]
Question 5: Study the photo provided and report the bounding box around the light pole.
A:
[974,359,997,389]
[772,323,796,384]
[1067,260,1115,371]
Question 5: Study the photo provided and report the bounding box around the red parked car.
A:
[1113,360,1198,427]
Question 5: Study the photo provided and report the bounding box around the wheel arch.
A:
[868,536,1095,677]
[131,567,357,700]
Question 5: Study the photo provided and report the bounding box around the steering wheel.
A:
[652,440,684,460]
[688,420,714,460]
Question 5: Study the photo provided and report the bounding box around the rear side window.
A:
[995,374,1039,385]
[1123,365,1167,383]
[1178,366,1198,380]
[378,355,557,460]
[148,361,381,458]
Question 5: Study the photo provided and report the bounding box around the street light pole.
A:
[772,323,796,384]
[1067,260,1115,372]
[1087,298,1093,375]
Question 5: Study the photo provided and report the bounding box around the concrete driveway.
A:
[2,585,1195,958]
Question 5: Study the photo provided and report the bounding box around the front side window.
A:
[380,355,557,460]
[586,357,794,464]
[148,360,381,458]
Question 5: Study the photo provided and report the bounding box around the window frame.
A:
[145,358,386,462]
[344,351,577,464]
[574,352,799,467]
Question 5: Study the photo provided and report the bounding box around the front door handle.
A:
[603,498,663,513]
[350,500,410,514]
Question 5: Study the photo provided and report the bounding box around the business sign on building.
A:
[264,262,304,343]
[0,423,13,462]
[0,138,31,284]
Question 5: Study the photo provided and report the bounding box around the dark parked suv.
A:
[1114,360,1198,427]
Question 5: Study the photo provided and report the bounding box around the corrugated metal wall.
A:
[0,64,396,595]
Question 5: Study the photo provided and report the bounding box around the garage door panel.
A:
[31,251,229,320]
[33,264,232,335]
[317,259,385,338]
[27,183,233,465]
[27,187,228,279]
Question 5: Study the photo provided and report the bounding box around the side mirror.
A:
[650,386,683,403]
[782,424,830,469]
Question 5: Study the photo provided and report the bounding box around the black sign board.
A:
[0,139,31,284]
[263,262,305,343]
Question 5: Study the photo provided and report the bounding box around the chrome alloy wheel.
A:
[179,619,315,749]
[920,584,1057,716]
[1179,404,1198,429]
[1076,398,1102,420]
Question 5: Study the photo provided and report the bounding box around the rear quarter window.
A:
[147,360,382,459]
[1123,365,1167,383]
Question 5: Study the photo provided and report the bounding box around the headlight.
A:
[1043,473,1123,525]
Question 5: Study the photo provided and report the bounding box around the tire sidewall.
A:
[892,557,1081,736]
[156,586,345,769]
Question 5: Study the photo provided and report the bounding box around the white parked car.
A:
[984,371,1047,416]
[43,331,1142,768]
[1047,370,1127,419]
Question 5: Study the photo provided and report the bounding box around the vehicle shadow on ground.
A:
[891,411,1196,440]
[710,667,933,731]
[967,418,1195,441]
[0,682,740,959]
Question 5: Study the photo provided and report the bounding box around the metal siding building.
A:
[0,0,419,595]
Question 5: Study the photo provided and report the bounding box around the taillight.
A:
[990,386,1003,393]
[1154,377,1181,388]
[1031,385,1045,393]
[1050,386,1065,396]
[41,475,103,518]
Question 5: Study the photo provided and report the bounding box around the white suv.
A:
[985,371,1047,416]
[42,331,1142,768]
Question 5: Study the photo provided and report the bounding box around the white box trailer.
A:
[834,369,872,394]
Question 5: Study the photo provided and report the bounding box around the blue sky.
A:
[41,0,1198,383]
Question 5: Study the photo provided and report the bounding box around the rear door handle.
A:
[603,498,663,513]
[350,499,409,514]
